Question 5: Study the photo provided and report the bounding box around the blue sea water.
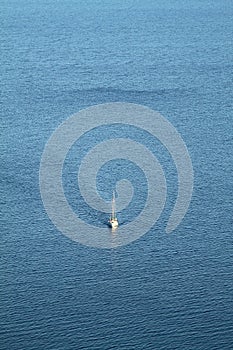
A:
[1,1,233,349]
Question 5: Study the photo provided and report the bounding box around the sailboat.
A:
[108,191,118,229]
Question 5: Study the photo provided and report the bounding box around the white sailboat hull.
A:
[109,219,118,229]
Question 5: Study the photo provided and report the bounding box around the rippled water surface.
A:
[1,1,233,349]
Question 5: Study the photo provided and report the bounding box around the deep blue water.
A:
[1,1,233,349]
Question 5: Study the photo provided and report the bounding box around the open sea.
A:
[1,1,233,349]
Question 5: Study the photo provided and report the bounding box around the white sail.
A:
[111,191,116,220]
[109,191,118,228]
